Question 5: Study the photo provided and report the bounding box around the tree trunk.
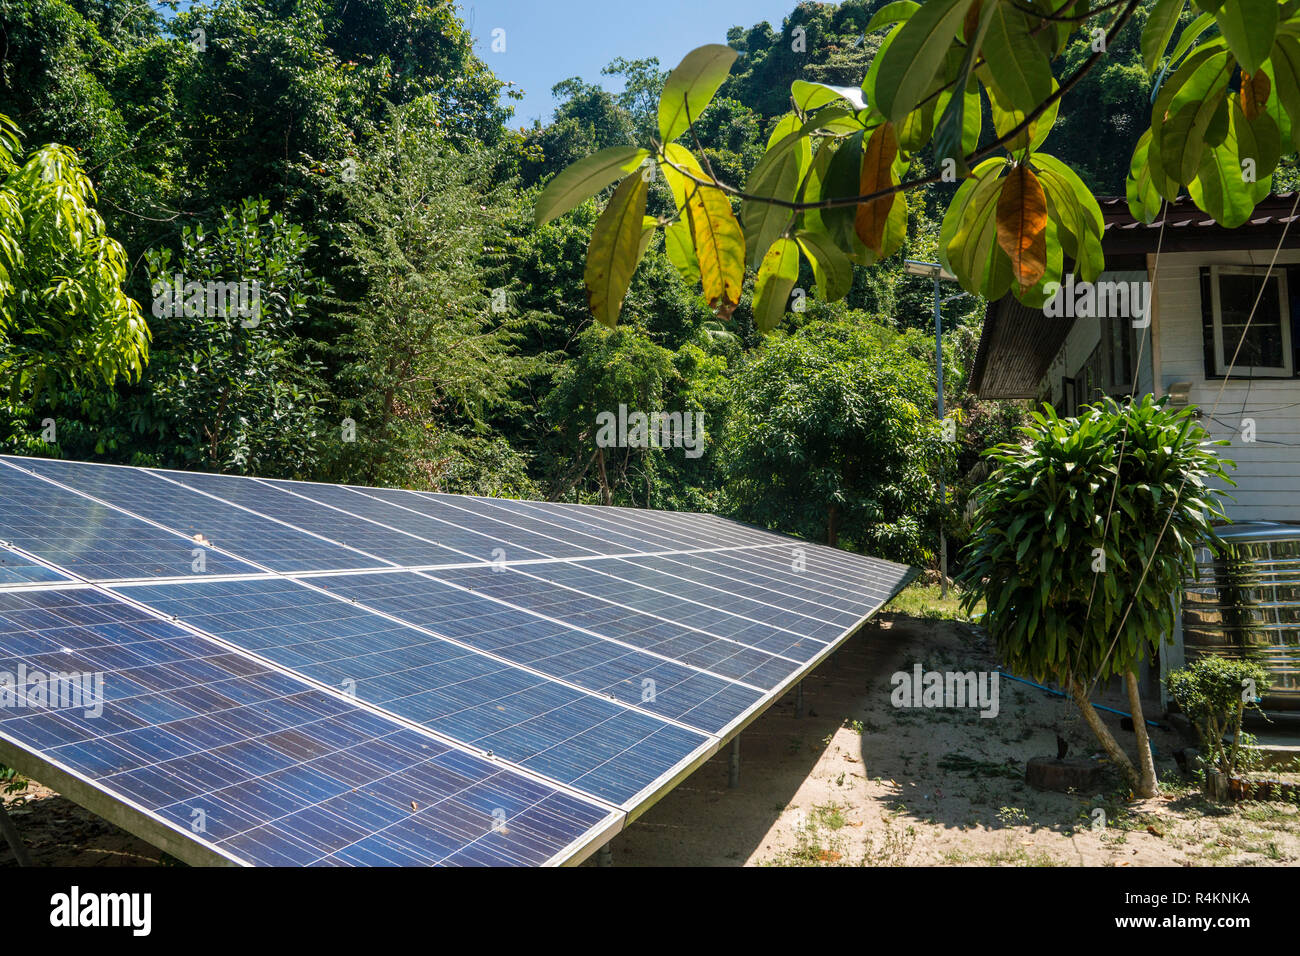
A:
[827,503,839,547]
[596,448,612,506]
[1124,671,1159,797]
[1069,679,1142,792]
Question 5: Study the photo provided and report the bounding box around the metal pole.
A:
[795,681,805,718]
[934,277,948,599]
[728,736,740,788]
[0,802,31,866]
[597,841,613,867]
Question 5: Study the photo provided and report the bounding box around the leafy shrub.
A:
[1167,657,1271,777]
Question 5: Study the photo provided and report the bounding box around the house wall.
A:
[1152,250,1300,523]
[1038,270,1155,407]
[1037,255,1300,522]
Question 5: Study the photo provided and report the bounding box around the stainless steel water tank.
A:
[1183,522,1300,712]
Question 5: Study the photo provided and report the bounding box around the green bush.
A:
[1167,657,1270,777]
[958,395,1234,795]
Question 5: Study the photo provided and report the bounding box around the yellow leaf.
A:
[665,148,744,318]
[995,164,1048,293]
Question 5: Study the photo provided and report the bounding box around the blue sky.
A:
[460,0,798,127]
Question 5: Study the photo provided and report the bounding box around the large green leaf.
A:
[534,146,650,226]
[1126,129,1167,223]
[946,162,1007,297]
[938,157,1003,276]
[1154,49,1233,185]
[1188,101,1268,227]
[795,229,854,302]
[987,77,1059,155]
[1214,0,1277,74]
[871,0,976,124]
[814,131,870,254]
[753,238,801,333]
[1232,97,1281,187]
[791,79,869,113]
[1166,12,1218,68]
[866,0,920,33]
[743,114,816,267]
[584,174,649,327]
[983,1,1053,115]
[933,0,993,172]
[1033,154,1105,282]
[663,220,701,287]
[658,44,739,144]
[1269,35,1300,151]
[1142,0,1186,72]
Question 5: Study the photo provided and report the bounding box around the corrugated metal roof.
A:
[1099,193,1300,233]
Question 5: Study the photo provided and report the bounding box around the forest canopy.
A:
[0,0,1233,568]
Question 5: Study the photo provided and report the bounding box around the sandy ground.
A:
[2,610,1297,867]
[592,613,1300,867]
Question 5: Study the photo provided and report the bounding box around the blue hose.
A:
[995,669,1165,738]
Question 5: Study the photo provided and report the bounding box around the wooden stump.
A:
[1026,756,1102,793]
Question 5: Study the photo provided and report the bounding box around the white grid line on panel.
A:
[10,460,737,735]
[0,539,629,817]
[242,478,776,694]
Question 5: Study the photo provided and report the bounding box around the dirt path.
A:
[3,612,1296,867]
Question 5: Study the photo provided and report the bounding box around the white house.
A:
[969,193,1300,711]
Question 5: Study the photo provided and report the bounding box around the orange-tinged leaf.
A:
[963,0,984,44]
[854,122,899,255]
[1241,70,1271,121]
[995,164,1048,293]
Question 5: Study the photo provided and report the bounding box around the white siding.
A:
[1039,271,1155,406]
[1033,255,1300,522]
[1153,250,1300,522]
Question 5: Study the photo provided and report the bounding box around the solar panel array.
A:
[0,455,915,866]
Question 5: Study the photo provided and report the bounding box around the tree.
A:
[0,113,148,397]
[957,397,1235,796]
[326,99,534,492]
[541,324,680,505]
[137,197,331,477]
[722,318,942,563]
[537,1,1297,329]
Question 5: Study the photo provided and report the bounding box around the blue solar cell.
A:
[18,457,383,574]
[115,575,713,801]
[0,458,262,581]
[295,570,763,735]
[151,469,470,568]
[0,587,616,865]
[606,555,851,642]
[516,559,829,662]
[411,493,651,556]
[267,480,555,564]
[431,564,796,689]
[499,498,722,552]
[0,545,69,587]
[278,486,574,567]
[687,547,908,610]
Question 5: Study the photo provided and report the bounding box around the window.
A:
[1206,266,1294,377]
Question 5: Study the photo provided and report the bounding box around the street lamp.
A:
[903,259,960,598]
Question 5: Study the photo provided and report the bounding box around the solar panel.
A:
[0,454,915,865]
[0,586,618,866]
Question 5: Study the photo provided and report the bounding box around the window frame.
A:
[1209,265,1294,378]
